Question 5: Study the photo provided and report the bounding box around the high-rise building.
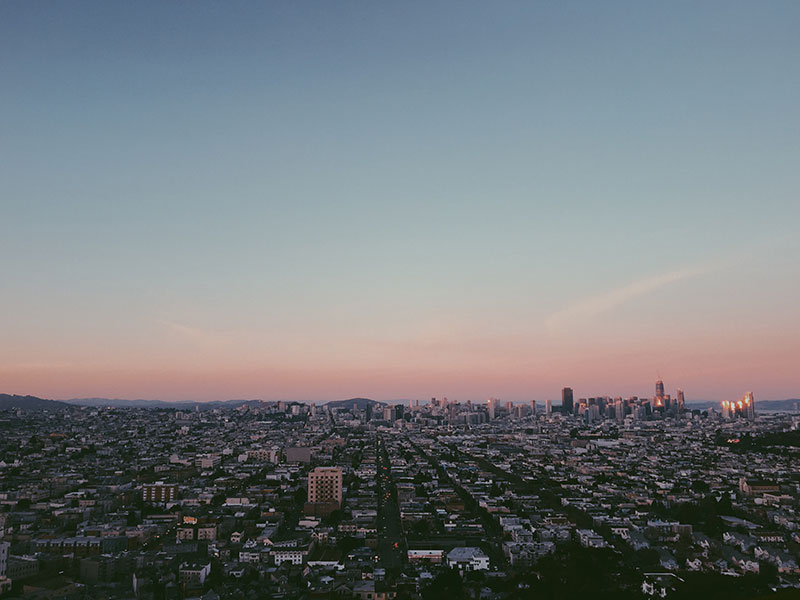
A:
[487,397,496,420]
[305,467,343,517]
[142,482,178,504]
[655,379,665,399]
[676,389,685,411]
[721,400,731,419]
[308,467,342,505]
[545,399,552,415]
[562,388,574,415]
[723,393,756,420]
[530,400,537,415]
[745,392,756,420]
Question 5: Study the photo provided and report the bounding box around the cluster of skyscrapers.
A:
[349,381,757,427]
[551,381,687,424]
[475,380,755,425]
[721,391,756,420]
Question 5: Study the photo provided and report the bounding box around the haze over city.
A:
[2,2,799,402]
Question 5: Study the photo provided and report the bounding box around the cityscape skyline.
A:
[0,382,775,411]
[4,385,796,598]
[4,3,800,597]
[2,2,799,402]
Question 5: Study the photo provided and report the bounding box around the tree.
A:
[507,543,641,600]
[421,568,467,600]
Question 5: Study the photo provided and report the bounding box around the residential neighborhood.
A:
[2,392,800,598]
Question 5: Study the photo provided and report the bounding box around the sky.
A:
[1,1,799,403]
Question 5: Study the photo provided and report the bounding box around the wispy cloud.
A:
[157,319,240,349]
[546,264,713,332]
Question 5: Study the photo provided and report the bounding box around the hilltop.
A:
[326,398,387,410]
[0,394,69,411]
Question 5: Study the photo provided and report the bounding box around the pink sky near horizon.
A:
[3,260,798,403]
[3,321,797,403]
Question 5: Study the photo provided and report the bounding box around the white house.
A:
[271,548,306,566]
[446,547,490,571]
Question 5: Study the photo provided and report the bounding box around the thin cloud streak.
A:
[546,265,713,332]
[157,319,240,349]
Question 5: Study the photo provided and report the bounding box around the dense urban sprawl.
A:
[1,390,800,599]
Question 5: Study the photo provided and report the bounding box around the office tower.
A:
[545,399,552,415]
[306,467,343,517]
[487,397,496,420]
[655,379,665,399]
[721,400,731,419]
[530,400,537,415]
[505,401,513,414]
[676,389,685,411]
[744,392,756,420]
[615,398,625,423]
[562,388,574,415]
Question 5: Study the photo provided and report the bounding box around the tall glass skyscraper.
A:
[562,387,574,414]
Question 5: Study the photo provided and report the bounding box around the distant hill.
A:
[0,394,69,411]
[744,398,800,412]
[64,397,318,411]
[66,397,176,408]
[65,398,264,410]
[326,398,387,410]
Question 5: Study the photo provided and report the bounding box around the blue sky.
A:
[2,1,799,401]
